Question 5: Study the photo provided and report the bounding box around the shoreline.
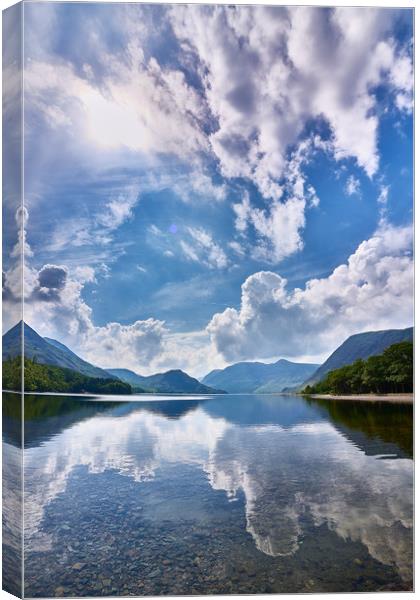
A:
[305,393,413,404]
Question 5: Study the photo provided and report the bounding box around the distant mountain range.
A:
[108,368,225,395]
[2,322,225,395]
[303,327,414,387]
[202,359,319,393]
[3,322,114,379]
[3,322,413,396]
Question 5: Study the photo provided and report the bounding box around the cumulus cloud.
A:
[82,319,167,368]
[233,193,306,264]
[207,222,413,362]
[231,138,322,263]
[34,264,68,301]
[4,6,413,372]
[27,5,412,195]
[2,207,168,372]
[171,5,412,196]
[23,6,412,267]
[20,264,168,373]
[3,216,219,375]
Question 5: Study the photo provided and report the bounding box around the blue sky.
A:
[3,3,413,377]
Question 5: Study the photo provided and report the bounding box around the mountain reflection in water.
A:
[3,393,413,596]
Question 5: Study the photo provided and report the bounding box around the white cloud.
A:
[97,186,139,230]
[4,7,413,374]
[345,175,361,197]
[179,240,199,263]
[207,420,413,580]
[3,214,167,371]
[207,222,413,362]
[3,208,223,376]
[25,44,208,160]
[172,172,227,204]
[74,266,96,284]
[148,224,162,237]
[23,6,412,269]
[234,194,306,264]
[231,139,322,264]
[180,227,228,269]
[82,319,166,369]
[228,240,246,257]
[171,5,412,198]
[22,403,413,581]
[25,6,412,205]
[4,210,413,376]
[21,268,168,373]
[378,185,389,205]
[11,206,33,259]
[45,186,141,256]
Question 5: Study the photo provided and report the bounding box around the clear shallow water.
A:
[3,393,413,596]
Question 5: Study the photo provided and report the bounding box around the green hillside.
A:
[3,357,132,395]
[304,327,413,386]
[303,341,413,396]
[3,322,115,379]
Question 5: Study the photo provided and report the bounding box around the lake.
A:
[2,392,413,596]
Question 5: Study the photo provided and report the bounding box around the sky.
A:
[2,3,414,377]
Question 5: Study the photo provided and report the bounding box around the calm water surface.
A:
[3,393,413,596]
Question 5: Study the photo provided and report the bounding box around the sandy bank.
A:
[307,393,413,404]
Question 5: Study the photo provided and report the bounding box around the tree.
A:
[362,355,387,394]
[383,341,413,392]
[305,341,413,396]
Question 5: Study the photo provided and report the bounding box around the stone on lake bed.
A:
[71,562,86,571]
[54,587,65,597]
[148,569,161,578]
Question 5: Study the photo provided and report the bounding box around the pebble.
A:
[54,587,65,597]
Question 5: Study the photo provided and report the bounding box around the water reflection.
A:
[3,393,413,595]
[2,394,23,597]
[208,420,412,578]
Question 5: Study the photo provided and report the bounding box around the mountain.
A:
[304,327,414,386]
[3,321,115,380]
[107,368,147,387]
[202,359,320,393]
[3,356,131,395]
[108,368,225,394]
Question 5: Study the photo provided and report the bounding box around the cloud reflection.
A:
[23,403,412,581]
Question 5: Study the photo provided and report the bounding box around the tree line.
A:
[303,341,413,395]
[2,356,132,395]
